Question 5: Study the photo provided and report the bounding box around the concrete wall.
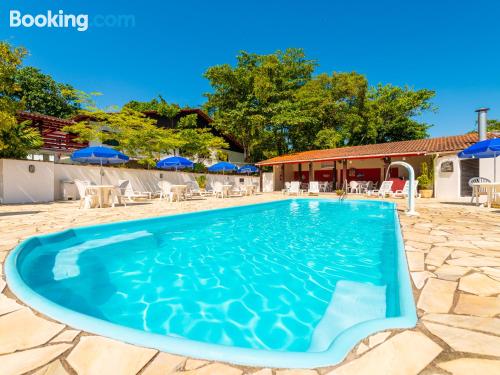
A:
[262,172,274,192]
[0,159,55,203]
[0,159,260,204]
[480,157,500,182]
[434,155,461,200]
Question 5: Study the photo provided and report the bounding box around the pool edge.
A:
[5,198,417,369]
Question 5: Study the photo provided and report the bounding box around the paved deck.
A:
[1,194,499,375]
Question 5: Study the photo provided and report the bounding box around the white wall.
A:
[262,172,274,192]
[0,159,55,203]
[480,157,500,182]
[434,155,461,200]
[0,159,260,203]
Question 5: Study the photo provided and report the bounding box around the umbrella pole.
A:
[495,152,497,183]
[100,159,103,185]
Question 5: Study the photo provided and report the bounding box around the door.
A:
[460,159,479,197]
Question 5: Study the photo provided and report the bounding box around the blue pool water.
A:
[7,199,416,367]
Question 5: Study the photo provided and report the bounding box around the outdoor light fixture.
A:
[28,165,35,173]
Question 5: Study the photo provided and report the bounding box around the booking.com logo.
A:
[9,10,135,32]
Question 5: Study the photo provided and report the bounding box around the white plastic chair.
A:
[282,181,291,195]
[349,181,360,193]
[469,177,491,204]
[111,180,129,206]
[158,181,174,202]
[74,179,96,209]
[213,181,225,198]
[308,181,320,195]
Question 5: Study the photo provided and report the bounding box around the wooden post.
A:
[259,168,263,193]
[343,159,348,191]
[298,163,302,181]
[308,162,313,182]
[332,161,337,189]
[281,163,285,189]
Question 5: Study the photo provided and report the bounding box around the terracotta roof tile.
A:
[257,133,496,165]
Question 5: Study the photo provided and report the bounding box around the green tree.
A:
[487,119,500,132]
[0,42,43,158]
[0,112,43,158]
[204,48,316,161]
[15,67,80,118]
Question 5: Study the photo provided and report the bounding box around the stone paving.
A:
[1,194,500,374]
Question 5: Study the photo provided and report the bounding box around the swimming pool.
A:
[6,199,416,368]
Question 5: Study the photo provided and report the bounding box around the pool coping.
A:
[5,198,417,369]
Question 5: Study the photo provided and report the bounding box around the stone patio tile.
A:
[0,294,23,316]
[437,358,500,375]
[422,313,500,335]
[251,369,273,375]
[50,329,80,344]
[276,370,317,375]
[1,343,72,375]
[177,363,243,375]
[142,352,186,375]
[356,342,369,355]
[368,331,391,348]
[450,250,474,258]
[184,359,210,370]
[423,322,500,357]
[0,308,65,354]
[406,252,425,271]
[66,336,157,375]
[411,271,435,289]
[480,267,500,280]
[458,272,500,296]
[325,331,441,375]
[404,232,447,244]
[471,240,500,250]
[439,241,478,249]
[33,360,69,375]
[447,256,500,267]
[425,247,453,267]
[434,265,470,281]
[417,278,457,313]
[405,240,432,251]
[454,294,500,317]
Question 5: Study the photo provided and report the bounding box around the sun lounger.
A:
[118,179,151,201]
[369,180,394,198]
[288,181,301,196]
[308,181,320,195]
[393,180,419,198]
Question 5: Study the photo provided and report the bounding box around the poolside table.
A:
[170,185,188,201]
[85,185,115,208]
[471,182,500,208]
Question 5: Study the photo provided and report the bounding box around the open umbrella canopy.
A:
[208,161,238,173]
[458,138,500,182]
[458,138,500,159]
[71,146,129,164]
[238,164,259,174]
[156,156,194,170]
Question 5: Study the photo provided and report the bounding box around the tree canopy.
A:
[0,42,43,158]
[15,67,81,118]
[204,48,436,162]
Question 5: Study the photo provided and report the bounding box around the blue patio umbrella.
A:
[238,164,259,174]
[458,138,500,181]
[208,161,238,174]
[71,146,129,184]
[156,156,194,171]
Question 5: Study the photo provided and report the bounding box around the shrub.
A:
[417,161,433,189]
[195,175,207,189]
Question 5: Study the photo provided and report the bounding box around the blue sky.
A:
[1,0,499,136]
